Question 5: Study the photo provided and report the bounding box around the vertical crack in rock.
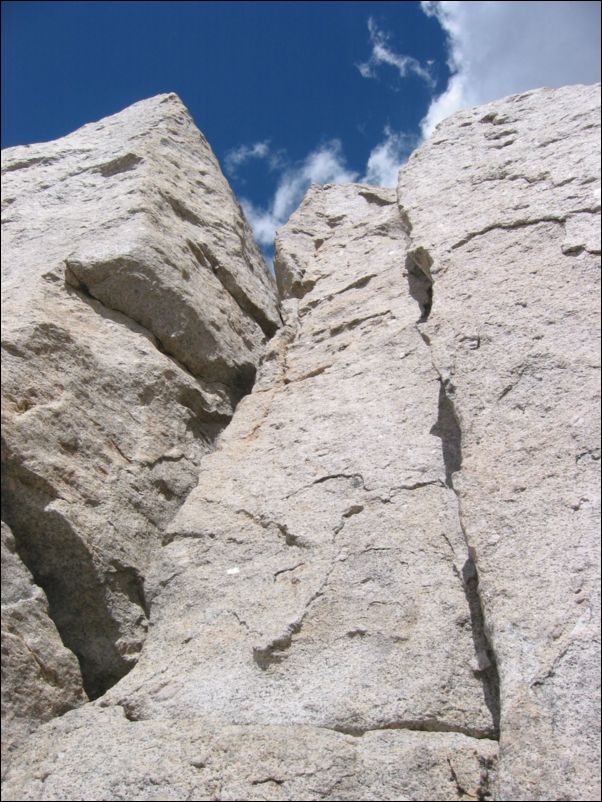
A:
[431,381,462,489]
[409,243,501,740]
[406,248,434,322]
[462,550,501,736]
[434,376,500,739]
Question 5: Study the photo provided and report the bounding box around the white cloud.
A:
[224,140,274,175]
[421,1,602,137]
[358,17,435,87]
[362,126,417,187]
[241,141,358,246]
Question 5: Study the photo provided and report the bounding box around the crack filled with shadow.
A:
[406,249,433,322]
[462,552,501,736]
[430,381,462,488]
[430,376,500,739]
[431,374,500,740]
[405,236,501,741]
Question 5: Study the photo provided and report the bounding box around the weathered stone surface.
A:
[1,84,600,801]
[398,83,601,801]
[1,521,86,773]
[1,707,497,801]
[2,182,500,799]
[104,183,499,741]
[1,95,279,722]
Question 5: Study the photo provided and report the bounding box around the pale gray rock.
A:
[1,521,86,773]
[2,84,600,801]
[1,95,278,732]
[149,185,499,745]
[1,705,497,801]
[398,83,601,801]
[2,182,499,799]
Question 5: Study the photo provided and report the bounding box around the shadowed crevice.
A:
[430,381,462,488]
[0,455,144,700]
[462,553,501,737]
[406,249,433,322]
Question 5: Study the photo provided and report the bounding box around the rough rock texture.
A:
[398,83,601,801]
[3,180,500,800]
[1,521,85,768]
[1,93,279,754]
[1,84,600,801]
[1,711,497,801]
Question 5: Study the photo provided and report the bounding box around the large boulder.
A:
[1,93,279,752]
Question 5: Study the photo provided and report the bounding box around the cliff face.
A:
[1,93,279,750]
[1,85,600,801]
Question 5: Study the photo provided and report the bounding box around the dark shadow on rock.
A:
[462,553,501,737]
[1,451,144,700]
[430,382,462,488]
[405,250,433,323]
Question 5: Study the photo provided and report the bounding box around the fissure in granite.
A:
[407,244,501,740]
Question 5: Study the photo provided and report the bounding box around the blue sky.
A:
[2,1,601,253]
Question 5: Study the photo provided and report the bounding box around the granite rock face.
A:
[1,521,86,766]
[1,85,600,801]
[398,83,601,801]
[1,93,279,751]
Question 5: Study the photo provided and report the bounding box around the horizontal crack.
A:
[283,363,332,385]
[450,207,600,250]
[236,509,308,548]
[389,479,445,495]
[329,310,391,337]
[310,473,369,491]
[330,717,498,741]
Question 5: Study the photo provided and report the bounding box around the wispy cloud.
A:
[421,0,601,137]
[240,141,358,247]
[358,17,435,87]
[224,140,285,176]
[362,126,417,187]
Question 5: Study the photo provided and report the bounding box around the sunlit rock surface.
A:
[2,84,600,801]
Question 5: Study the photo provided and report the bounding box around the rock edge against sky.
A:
[1,83,600,801]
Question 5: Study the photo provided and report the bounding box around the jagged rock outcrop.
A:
[1,94,279,764]
[1,84,600,801]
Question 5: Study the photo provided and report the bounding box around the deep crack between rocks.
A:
[431,381,462,489]
[406,238,501,741]
[0,458,138,700]
[406,249,433,322]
